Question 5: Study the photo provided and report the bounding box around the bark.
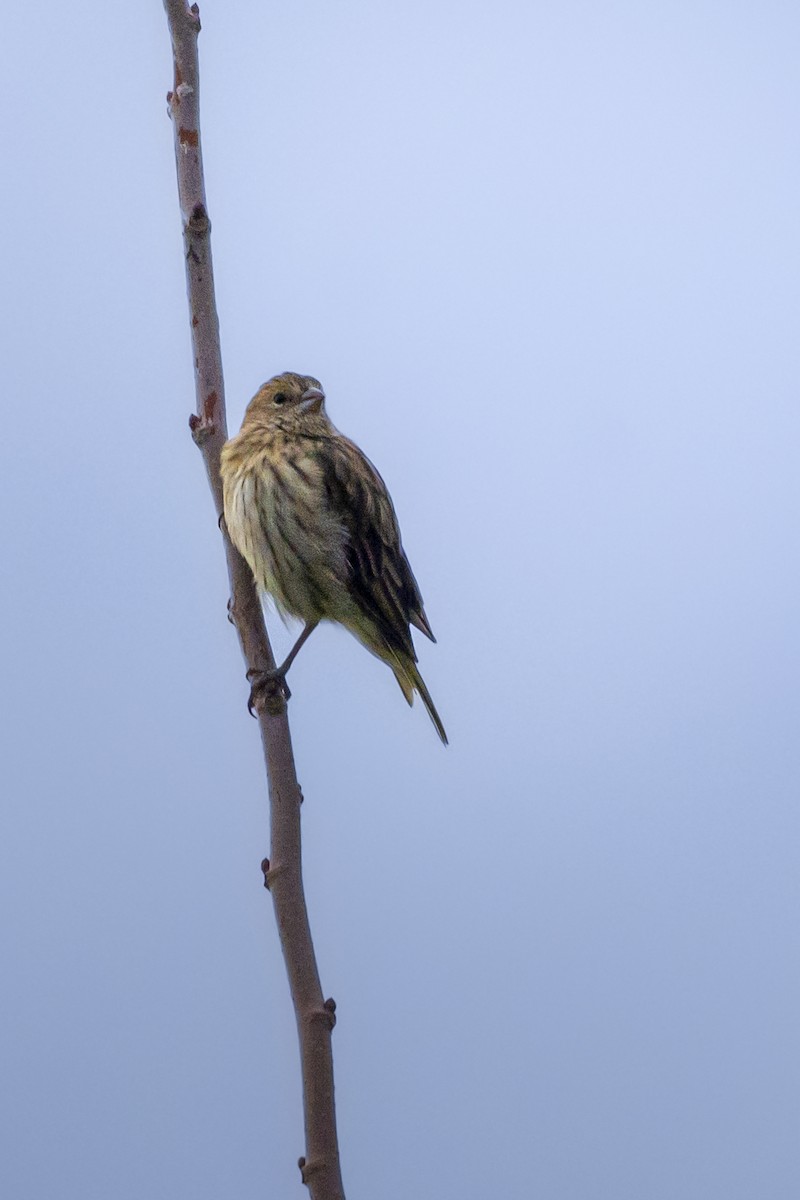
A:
[162,5,346,1196]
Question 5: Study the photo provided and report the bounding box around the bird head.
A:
[243,372,327,429]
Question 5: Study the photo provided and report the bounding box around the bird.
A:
[220,371,447,744]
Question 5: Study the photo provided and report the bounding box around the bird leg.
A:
[246,621,320,715]
[276,619,320,676]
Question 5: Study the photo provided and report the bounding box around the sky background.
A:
[3,1,799,1196]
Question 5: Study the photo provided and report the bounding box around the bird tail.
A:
[391,656,448,746]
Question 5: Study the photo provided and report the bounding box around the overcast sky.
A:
[3,2,799,1197]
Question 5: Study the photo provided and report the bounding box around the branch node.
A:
[188,411,214,444]
[321,997,337,1029]
[247,669,290,717]
[261,859,284,891]
[248,691,287,719]
[187,201,209,235]
[188,390,219,444]
[298,1156,326,1183]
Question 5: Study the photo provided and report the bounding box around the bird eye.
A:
[273,392,288,406]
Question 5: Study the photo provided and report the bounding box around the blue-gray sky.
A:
[3,2,799,1196]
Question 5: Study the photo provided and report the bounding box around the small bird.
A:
[220,372,447,743]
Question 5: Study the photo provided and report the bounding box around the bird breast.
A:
[222,439,347,622]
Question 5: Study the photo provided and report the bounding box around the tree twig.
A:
[162,4,345,1195]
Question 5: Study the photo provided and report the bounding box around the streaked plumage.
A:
[220,372,447,743]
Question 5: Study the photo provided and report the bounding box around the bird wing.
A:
[322,436,435,661]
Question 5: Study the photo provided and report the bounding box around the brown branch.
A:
[162,4,346,1196]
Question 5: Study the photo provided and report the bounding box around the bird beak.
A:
[299,386,325,413]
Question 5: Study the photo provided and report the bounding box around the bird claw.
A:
[246,666,291,716]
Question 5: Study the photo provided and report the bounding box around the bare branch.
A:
[162,4,346,1196]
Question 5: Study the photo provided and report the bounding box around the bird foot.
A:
[246,666,291,716]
